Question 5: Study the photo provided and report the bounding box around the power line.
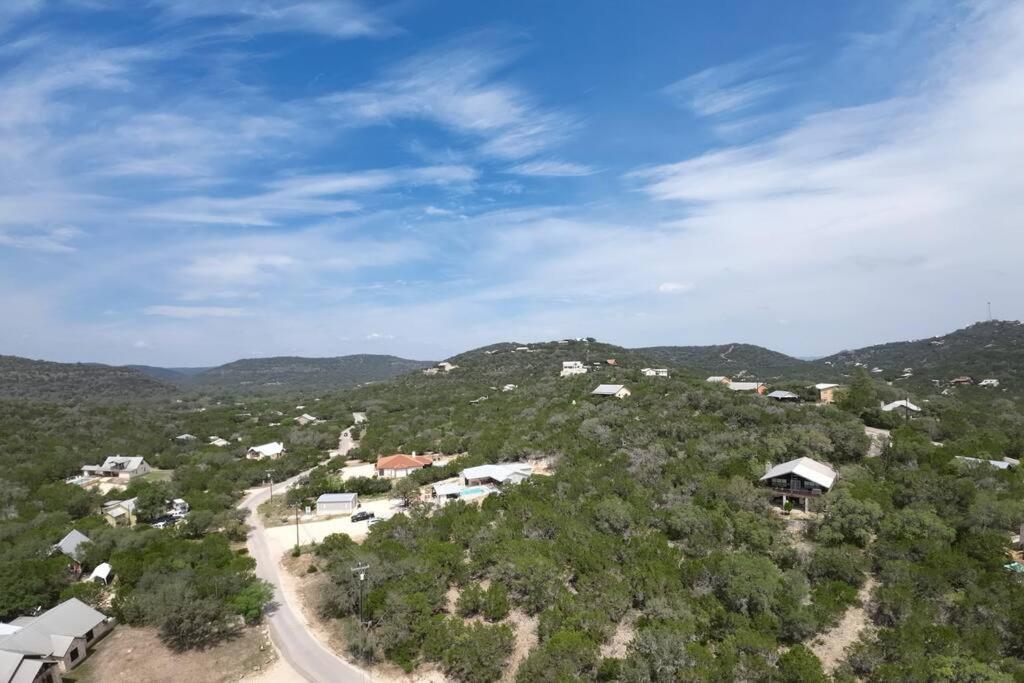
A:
[351,563,370,628]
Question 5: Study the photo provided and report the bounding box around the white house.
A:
[461,463,533,487]
[502,384,517,392]
[81,456,151,480]
[881,399,922,413]
[102,498,138,527]
[955,456,1014,470]
[0,598,114,676]
[560,361,588,377]
[814,383,840,403]
[438,361,458,372]
[705,376,730,385]
[174,433,197,443]
[641,368,669,377]
[979,378,1000,387]
[592,384,631,399]
[246,442,286,460]
[295,413,319,426]
[208,436,230,447]
[316,493,359,515]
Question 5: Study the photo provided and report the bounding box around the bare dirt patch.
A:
[500,610,538,683]
[599,611,637,659]
[71,625,276,683]
[808,575,878,672]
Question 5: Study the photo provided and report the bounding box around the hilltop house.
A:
[728,382,767,394]
[706,376,730,385]
[641,368,669,377]
[81,456,150,480]
[592,384,631,399]
[246,442,285,460]
[0,598,114,679]
[979,378,1000,387]
[760,457,837,512]
[438,361,458,372]
[767,390,800,401]
[376,454,433,478]
[461,463,533,487]
[560,361,588,377]
[814,383,840,404]
[606,358,617,366]
[101,498,138,527]
[315,493,359,515]
[881,399,921,413]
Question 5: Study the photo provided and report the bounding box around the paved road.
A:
[238,427,370,683]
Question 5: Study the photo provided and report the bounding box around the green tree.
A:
[777,644,828,683]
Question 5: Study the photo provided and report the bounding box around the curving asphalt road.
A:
[239,427,370,683]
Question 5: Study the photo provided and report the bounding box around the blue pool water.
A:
[459,486,488,497]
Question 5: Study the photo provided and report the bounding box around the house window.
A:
[69,647,80,662]
[86,628,94,641]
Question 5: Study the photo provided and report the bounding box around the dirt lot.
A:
[264,497,406,547]
[70,625,277,683]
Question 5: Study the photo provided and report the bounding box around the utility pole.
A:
[351,563,369,627]
[267,471,273,500]
[988,301,992,321]
[294,505,300,548]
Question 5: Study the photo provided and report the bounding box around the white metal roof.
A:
[760,457,837,490]
[881,399,921,412]
[814,383,840,390]
[706,376,728,382]
[592,384,626,395]
[955,456,1013,470]
[728,382,762,391]
[767,390,799,399]
[249,442,285,456]
[0,599,108,659]
[461,463,533,484]
[432,482,463,497]
[316,493,358,503]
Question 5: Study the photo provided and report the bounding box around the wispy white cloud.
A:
[143,305,249,318]
[658,281,694,294]
[151,0,393,39]
[0,225,81,252]
[507,160,596,177]
[325,36,576,159]
[664,46,801,118]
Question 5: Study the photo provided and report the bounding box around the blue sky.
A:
[1,0,1022,365]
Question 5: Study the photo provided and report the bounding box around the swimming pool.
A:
[459,486,489,497]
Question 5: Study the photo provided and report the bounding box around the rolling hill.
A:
[637,342,810,380]
[182,354,435,392]
[0,355,175,401]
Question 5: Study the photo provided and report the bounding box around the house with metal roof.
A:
[460,463,533,487]
[591,384,631,399]
[52,530,90,562]
[760,457,837,511]
[0,598,113,679]
[641,368,669,377]
[813,383,841,404]
[246,442,286,460]
[881,399,922,413]
[706,376,730,384]
[315,493,359,515]
[728,382,767,394]
[955,456,1014,470]
[81,456,150,480]
[767,390,800,401]
[101,498,137,527]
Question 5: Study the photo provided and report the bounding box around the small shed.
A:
[316,493,359,515]
[767,390,799,401]
[90,563,112,584]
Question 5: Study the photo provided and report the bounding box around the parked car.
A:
[367,517,382,526]
[351,510,375,522]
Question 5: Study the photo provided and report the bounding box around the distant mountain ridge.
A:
[3,320,1020,401]
[0,355,174,401]
[182,354,435,392]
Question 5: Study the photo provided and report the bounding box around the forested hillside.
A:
[0,355,175,401]
[176,354,435,392]
[296,338,1024,681]
[638,342,809,379]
